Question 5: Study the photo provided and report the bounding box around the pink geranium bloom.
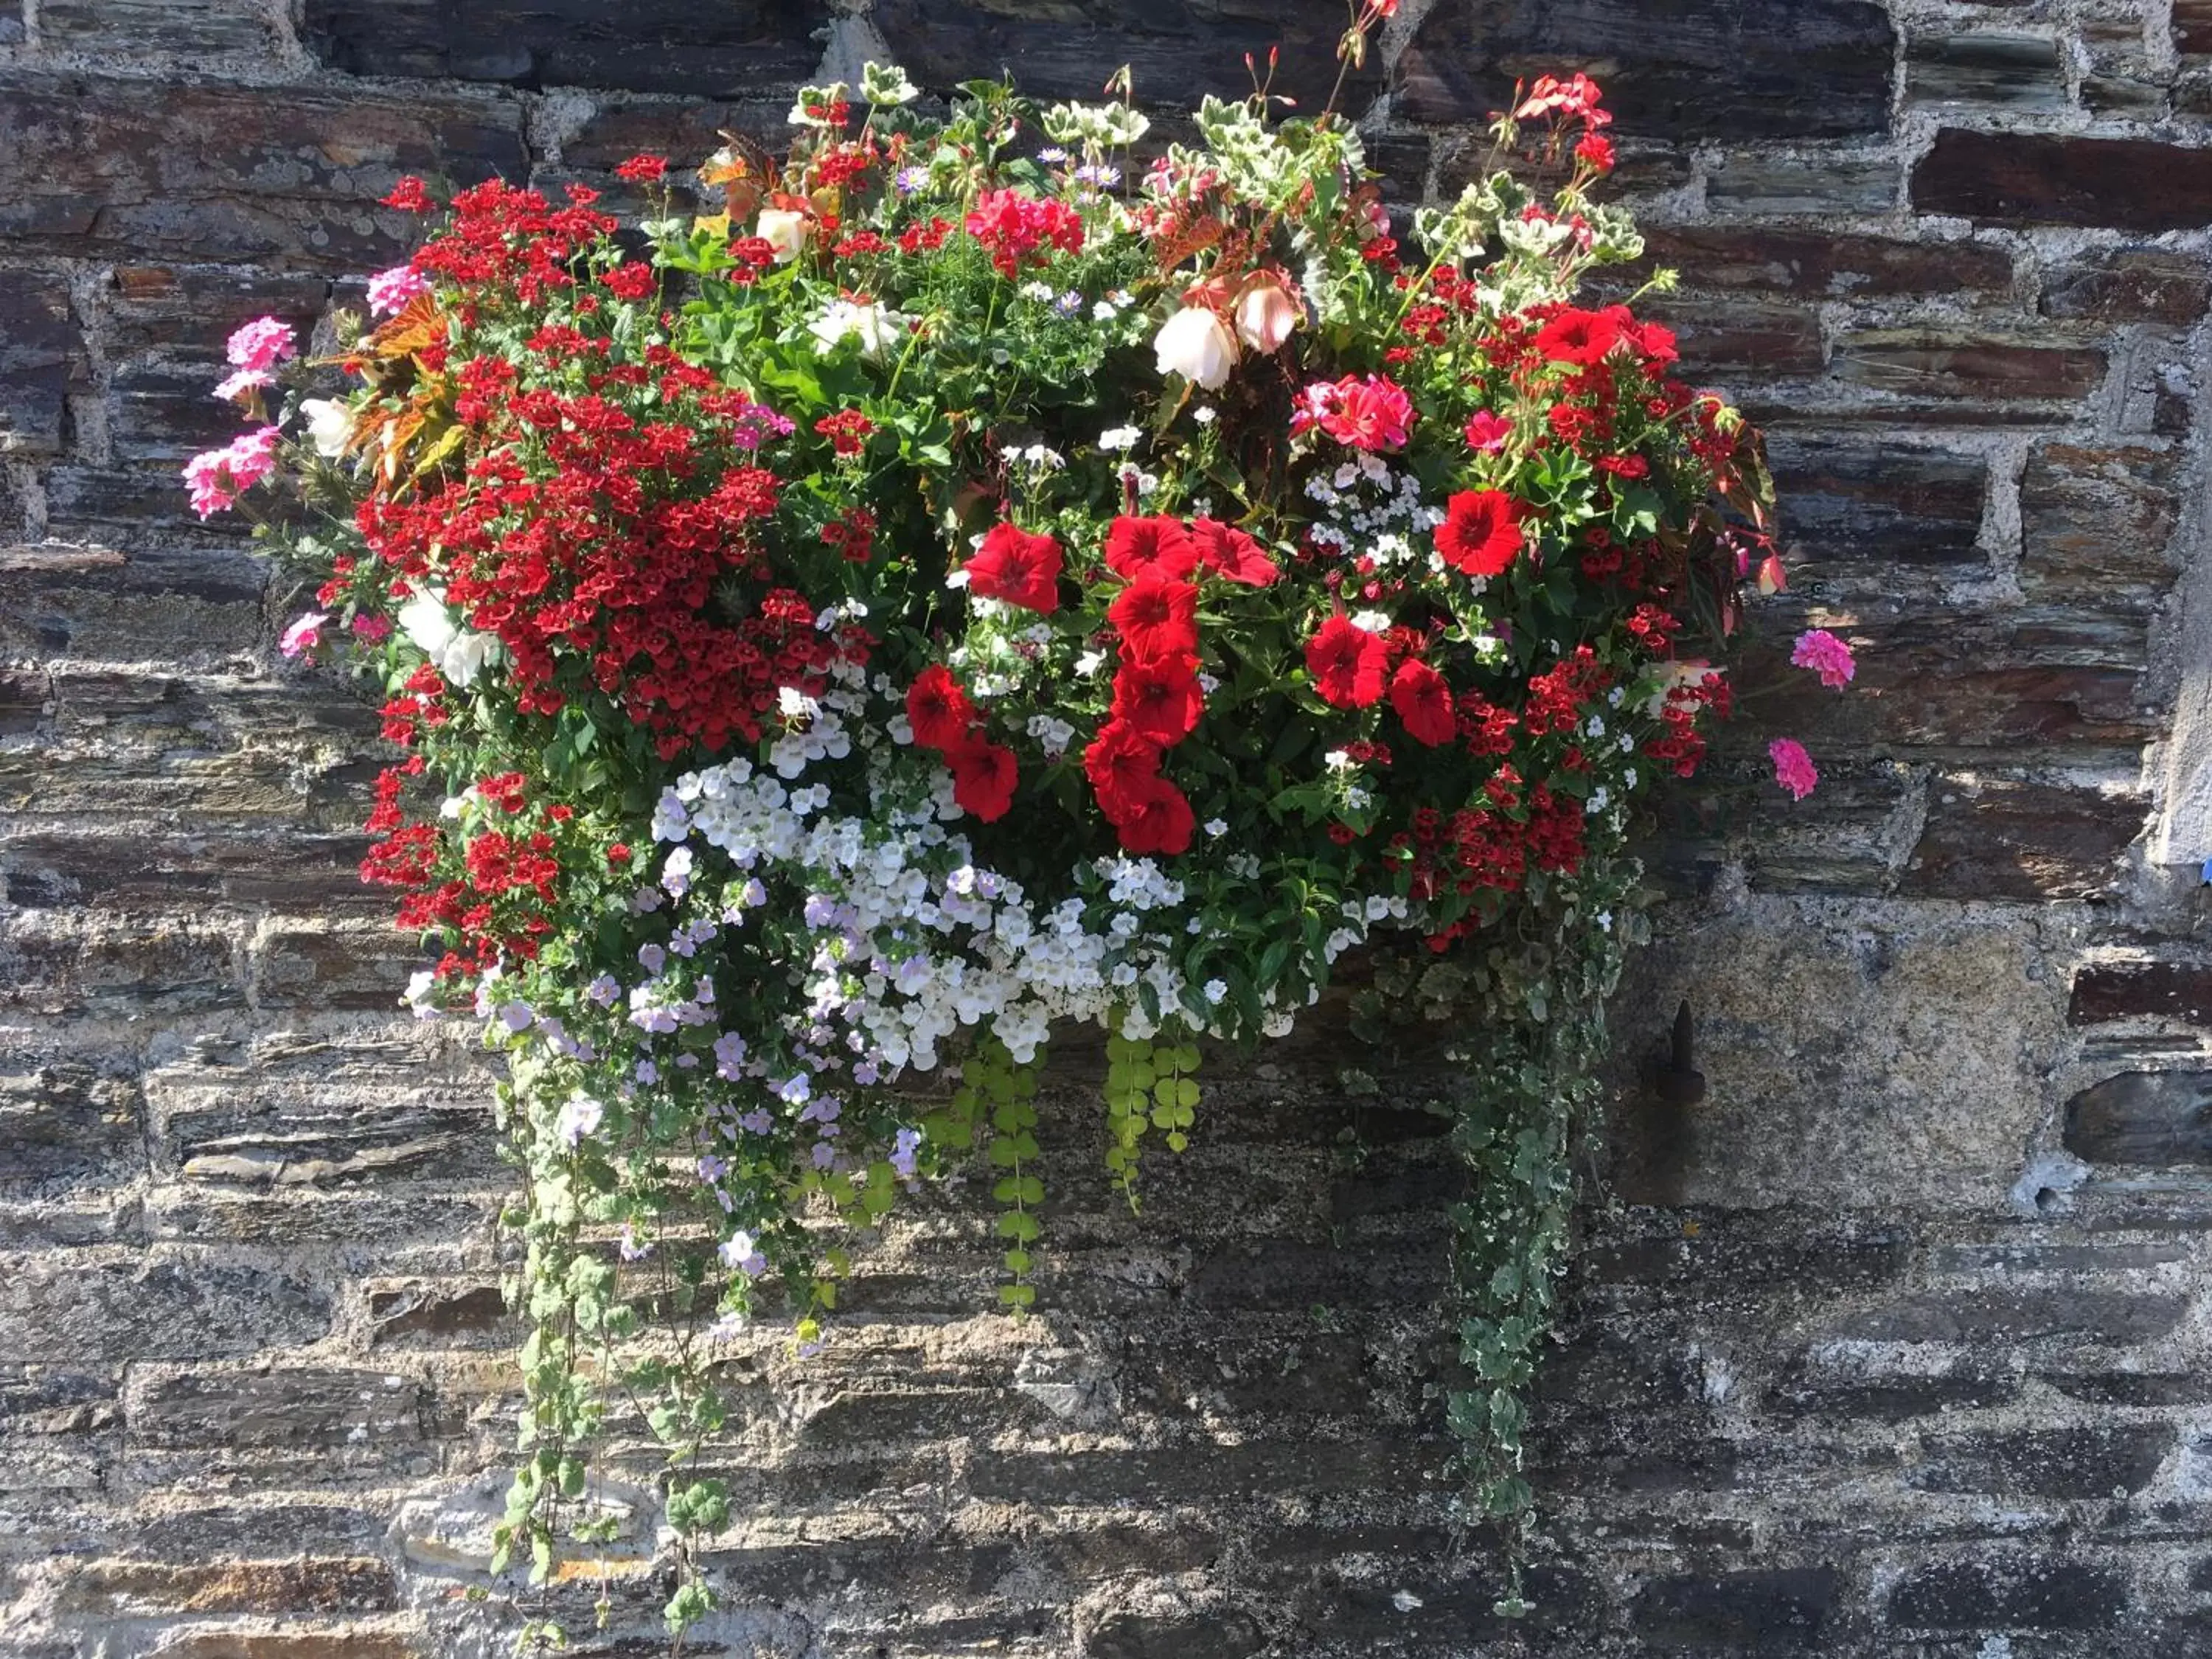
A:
[1769,738,1818,800]
[1290,373,1413,452]
[1790,627,1855,689]
[1464,410,1511,453]
[279,611,331,658]
[352,613,393,644]
[366,265,431,316]
[212,367,272,403]
[181,425,282,518]
[224,316,296,372]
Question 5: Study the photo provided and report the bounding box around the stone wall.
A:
[4,1,2212,1655]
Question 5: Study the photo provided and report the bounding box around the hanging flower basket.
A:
[191,37,1852,1636]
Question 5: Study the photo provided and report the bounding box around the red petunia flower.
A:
[1435,489,1526,579]
[1104,515,1198,582]
[1305,614,1389,709]
[1083,720,1164,821]
[1190,517,1280,587]
[1111,653,1203,745]
[1389,657,1456,747]
[905,664,975,751]
[1532,307,1621,366]
[1111,773,1196,855]
[1107,574,1200,661]
[945,736,1018,821]
[963,523,1063,613]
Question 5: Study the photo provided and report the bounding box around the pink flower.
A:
[181,425,282,518]
[1790,628,1854,689]
[1769,738,1818,801]
[212,367,273,403]
[352,613,393,644]
[366,265,431,317]
[1290,373,1413,452]
[224,317,296,372]
[1464,410,1511,453]
[279,611,330,658]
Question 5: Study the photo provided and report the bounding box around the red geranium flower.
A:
[1083,720,1164,820]
[1104,515,1198,582]
[1532,307,1620,366]
[1111,653,1203,744]
[1436,489,1526,578]
[964,523,1063,613]
[1191,517,1280,587]
[1389,657,1455,747]
[945,736,1018,821]
[1112,773,1196,855]
[1107,575,1200,661]
[905,664,975,751]
[615,153,669,184]
[1305,614,1389,709]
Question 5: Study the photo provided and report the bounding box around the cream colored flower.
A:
[1153,305,1237,390]
[756,206,810,265]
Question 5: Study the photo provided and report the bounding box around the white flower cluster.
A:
[1301,456,1445,571]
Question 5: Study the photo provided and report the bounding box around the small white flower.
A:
[1203,978,1228,1004]
[299,397,353,459]
[1098,425,1141,453]
[1350,609,1391,634]
[1203,818,1227,838]
[1192,406,1217,426]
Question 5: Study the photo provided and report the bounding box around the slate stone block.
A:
[0,1063,144,1198]
[875,0,1381,113]
[0,1251,332,1362]
[1641,227,2013,300]
[1909,1423,2173,1498]
[1916,129,2212,230]
[2018,442,2184,606]
[1833,1289,2186,1346]
[1397,0,1895,139]
[123,1367,423,1449]
[2042,248,2212,324]
[1900,773,2144,901]
[0,266,79,456]
[2070,960,2212,1024]
[37,0,276,59]
[1766,437,1986,566]
[1906,31,2070,108]
[1888,1559,2126,1630]
[2065,1070,2212,1165]
[55,1557,397,1618]
[0,76,526,268]
[301,0,827,95]
[1706,152,1901,215]
[1083,1607,1266,1659]
[1832,330,2107,403]
[1632,1568,1838,1650]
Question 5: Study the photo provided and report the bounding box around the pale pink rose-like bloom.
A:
[1464,410,1511,453]
[181,425,282,518]
[1790,627,1855,689]
[224,316,296,372]
[1769,737,1819,801]
[366,265,431,316]
[279,612,331,658]
[1232,275,1300,354]
[212,367,273,403]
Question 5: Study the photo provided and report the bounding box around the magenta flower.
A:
[181,425,282,518]
[352,613,393,644]
[1769,737,1818,801]
[224,316,296,372]
[1463,410,1511,453]
[212,367,273,403]
[1790,628,1854,689]
[279,611,330,658]
[366,265,431,317]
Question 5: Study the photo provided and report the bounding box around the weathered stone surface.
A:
[1889,1559,2128,1630]
[56,1558,397,1618]
[1901,774,2144,901]
[1397,0,1894,139]
[1916,129,2212,230]
[1642,227,2013,300]
[1909,1423,2174,1498]
[1631,1568,1838,1650]
[1906,31,2069,108]
[1832,330,2107,403]
[2042,248,2212,325]
[2066,1070,2212,1165]
[1832,1289,2186,1346]
[2019,442,2184,610]
[1654,302,1825,378]
[1706,151,1901,215]
[877,0,1380,111]
[1767,437,1986,566]
[0,1251,332,1361]
[0,266,78,456]
[2070,959,2212,1025]
[302,0,825,94]
[37,0,275,59]
[0,76,525,268]
[0,1063,144,1198]
[123,1367,423,1449]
